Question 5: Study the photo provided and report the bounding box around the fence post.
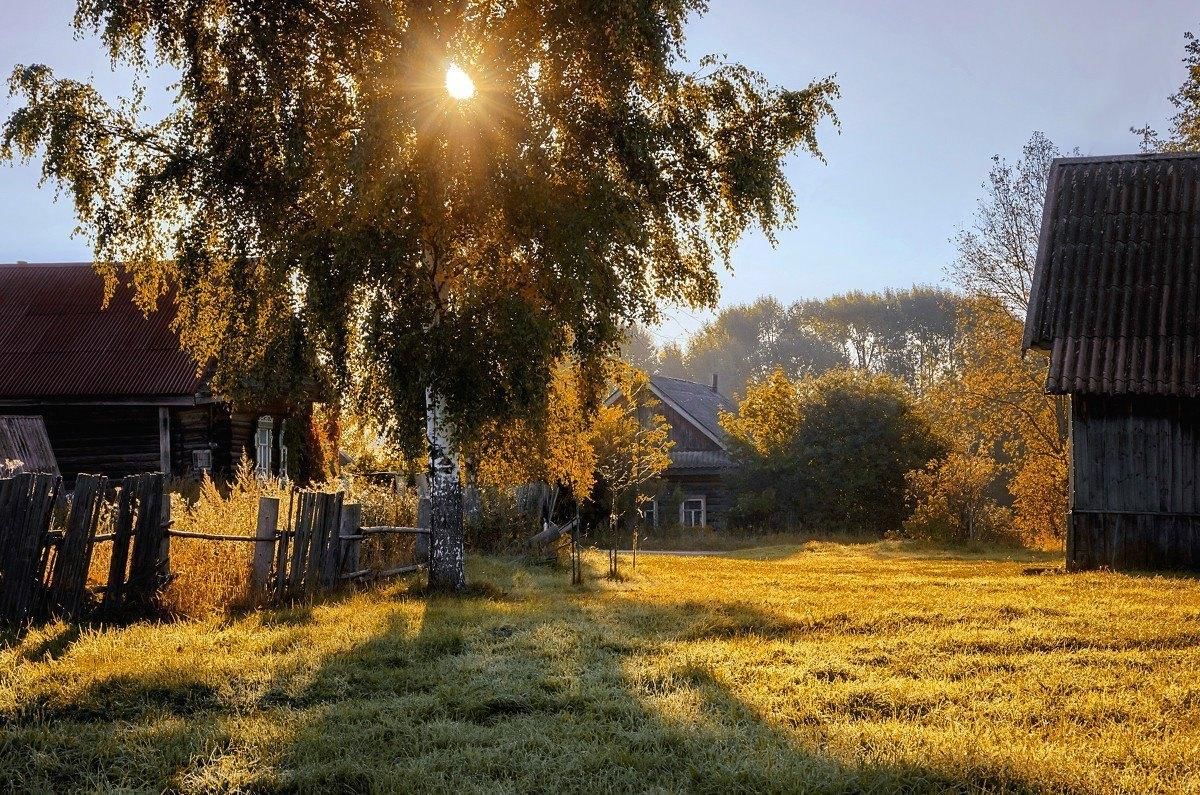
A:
[252,497,280,595]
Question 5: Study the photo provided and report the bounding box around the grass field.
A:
[2,541,1199,793]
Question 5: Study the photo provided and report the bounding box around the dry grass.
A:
[3,541,1200,792]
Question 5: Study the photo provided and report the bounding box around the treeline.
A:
[624,287,963,400]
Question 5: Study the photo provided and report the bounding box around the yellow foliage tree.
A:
[592,365,673,568]
[718,368,802,458]
[470,359,598,499]
[922,297,1068,544]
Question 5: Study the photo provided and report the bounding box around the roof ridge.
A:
[1051,151,1200,166]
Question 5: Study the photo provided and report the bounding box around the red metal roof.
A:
[1024,153,1200,397]
[0,263,204,399]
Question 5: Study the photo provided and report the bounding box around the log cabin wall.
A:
[0,405,160,480]
[1069,395,1200,570]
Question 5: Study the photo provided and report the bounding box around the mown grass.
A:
[3,541,1200,792]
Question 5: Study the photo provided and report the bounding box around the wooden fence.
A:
[0,472,428,625]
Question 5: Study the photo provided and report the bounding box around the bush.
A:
[903,452,1011,543]
[724,368,944,534]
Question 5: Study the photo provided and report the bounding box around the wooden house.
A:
[608,374,737,529]
[1023,152,1200,571]
[0,262,294,481]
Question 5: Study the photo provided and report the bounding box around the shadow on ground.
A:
[0,553,1069,791]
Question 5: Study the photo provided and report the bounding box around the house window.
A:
[191,449,213,474]
[680,495,706,528]
[641,497,659,528]
[254,415,274,477]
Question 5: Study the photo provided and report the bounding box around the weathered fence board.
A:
[252,497,280,595]
[0,473,60,622]
[47,473,108,617]
[127,473,167,606]
[103,477,137,610]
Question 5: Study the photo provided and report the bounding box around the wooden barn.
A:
[0,262,296,481]
[1024,152,1200,571]
[608,374,737,529]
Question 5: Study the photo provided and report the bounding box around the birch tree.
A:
[3,1,837,590]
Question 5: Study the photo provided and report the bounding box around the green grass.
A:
[2,541,1199,792]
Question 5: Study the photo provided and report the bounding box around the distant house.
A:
[0,262,295,481]
[1023,152,1200,571]
[608,374,737,529]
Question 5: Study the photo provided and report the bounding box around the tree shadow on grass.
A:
[0,559,1064,792]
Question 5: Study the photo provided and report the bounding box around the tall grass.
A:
[161,466,420,616]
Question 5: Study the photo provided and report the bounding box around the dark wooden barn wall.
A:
[0,405,160,479]
[1069,395,1200,570]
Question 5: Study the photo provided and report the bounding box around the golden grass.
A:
[3,541,1200,792]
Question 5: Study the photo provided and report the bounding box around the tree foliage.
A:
[469,357,598,498]
[1136,29,1200,151]
[3,0,839,453]
[950,132,1074,317]
[722,368,943,534]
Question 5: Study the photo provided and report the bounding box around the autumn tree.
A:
[3,2,837,589]
[592,366,672,575]
[1136,29,1200,151]
[950,133,1073,316]
[929,132,1072,544]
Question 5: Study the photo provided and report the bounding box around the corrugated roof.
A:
[0,263,204,399]
[1023,152,1200,396]
[649,375,736,448]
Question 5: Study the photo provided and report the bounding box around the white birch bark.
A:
[425,386,465,590]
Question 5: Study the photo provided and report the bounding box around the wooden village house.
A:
[0,262,297,481]
[1024,152,1200,571]
[608,374,737,529]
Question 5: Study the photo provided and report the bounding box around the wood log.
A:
[527,516,578,548]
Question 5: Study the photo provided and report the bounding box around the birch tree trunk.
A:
[426,387,465,591]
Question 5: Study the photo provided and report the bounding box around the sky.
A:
[0,1,1194,345]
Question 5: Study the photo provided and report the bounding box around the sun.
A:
[445,64,476,100]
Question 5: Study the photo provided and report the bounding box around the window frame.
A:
[679,494,706,528]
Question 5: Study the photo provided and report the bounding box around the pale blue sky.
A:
[1,1,1194,344]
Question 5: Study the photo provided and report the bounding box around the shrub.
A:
[903,452,1011,543]
[723,368,944,534]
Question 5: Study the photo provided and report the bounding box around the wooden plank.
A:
[288,492,316,592]
[0,417,59,476]
[103,476,138,610]
[304,492,331,594]
[320,492,344,586]
[158,407,171,477]
[127,473,167,607]
[273,492,294,600]
[251,497,280,594]
[339,503,362,582]
[47,473,108,617]
[0,473,59,622]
